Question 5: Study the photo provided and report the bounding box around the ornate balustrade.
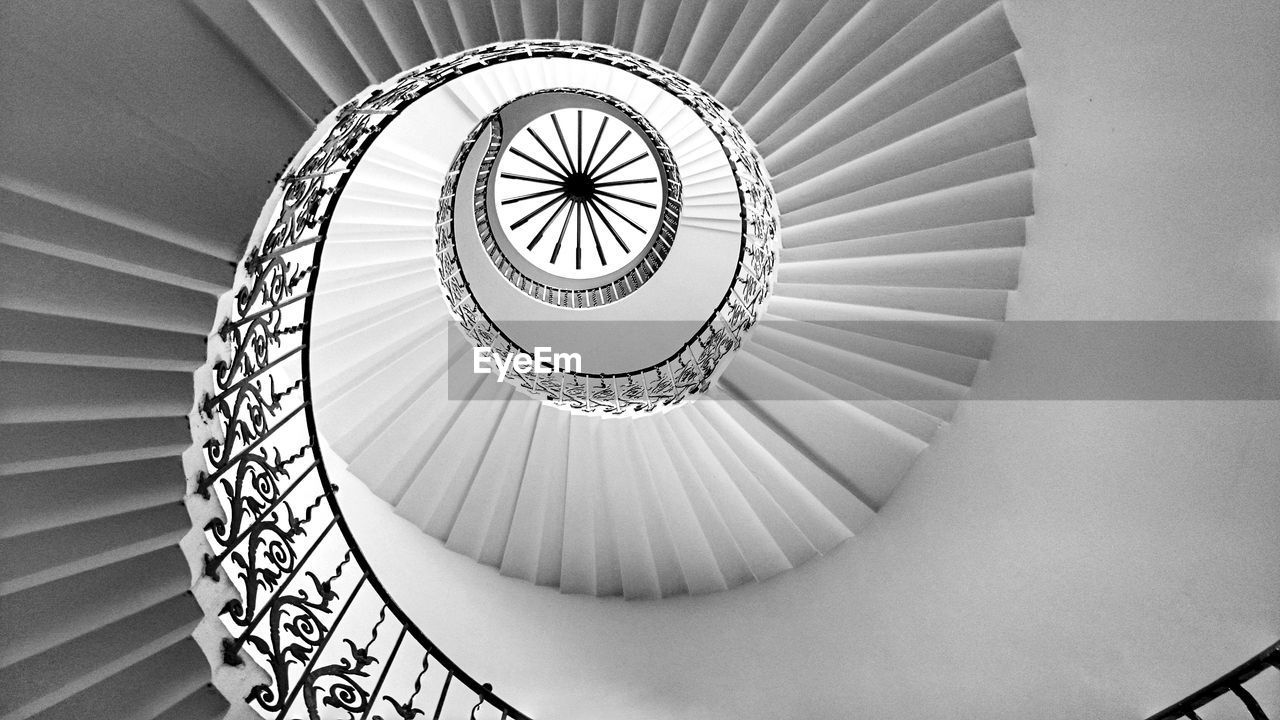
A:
[183,38,776,719]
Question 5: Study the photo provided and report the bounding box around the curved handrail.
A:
[187,39,774,719]
[1145,640,1280,720]
[433,47,778,414]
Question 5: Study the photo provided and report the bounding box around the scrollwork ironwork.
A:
[431,42,778,415]
[197,37,778,718]
[198,40,584,720]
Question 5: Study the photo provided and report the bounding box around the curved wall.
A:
[336,2,1280,718]
[1,0,1275,718]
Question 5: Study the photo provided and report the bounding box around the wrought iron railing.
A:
[1145,641,1280,720]
[181,35,1268,720]
[435,46,778,414]
[474,88,683,309]
[185,38,777,719]
[184,45,559,720]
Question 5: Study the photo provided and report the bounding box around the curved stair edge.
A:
[182,358,271,720]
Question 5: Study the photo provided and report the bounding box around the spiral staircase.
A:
[2,1,1278,719]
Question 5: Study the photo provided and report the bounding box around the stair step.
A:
[762,311,984,386]
[149,684,228,720]
[592,421,666,599]
[0,594,200,719]
[746,0,933,142]
[782,140,1034,228]
[0,547,190,668]
[309,266,438,323]
[499,404,571,587]
[559,415,608,595]
[719,351,927,508]
[662,411,792,584]
[310,289,439,347]
[682,407,827,567]
[778,242,1018,286]
[611,0,643,50]
[766,296,1001,359]
[1,245,216,335]
[714,0,829,108]
[745,332,955,434]
[248,0,369,103]
[411,0,463,57]
[617,419,695,597]
[24,639,213,720]
[316,262,434,295]
[773,55,1027,194]
[363,0,435,70]
[0,418,188,478]
[444,396,540,565]
[188,0,332,119]
[697,0,777,95]
[340,182,440,211]
[753,322,968,412]
[633,1,682,60]
[315,0,400,83]
[312,307,446,397]
[731,0,868,121]
[780,91,1034,214]
[403,381,515,538]
[557,0,587,41]
[0,310,205,372]
[0,457,184,539]
[451,0,502,47]
[0,51,263,258]
[0,363,193,424]
[0,187,231,293]
[323,334,449,457]
[773,282,1010,321]
[581,0,619,45]
[330,195,439,226]
[760,1,1016,162]
[677,0,738,85]
[319,256,436,290]
[697,397,875,532]
[351,350,485,502]
[629,415,732,595]
[655,0,706,70]
[782,172,1033,251]
[0,503,189,595]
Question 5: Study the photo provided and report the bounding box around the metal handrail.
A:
[1145,640,1280,720]
[192,38,775,720]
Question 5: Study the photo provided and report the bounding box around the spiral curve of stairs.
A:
[1,0,1034,717]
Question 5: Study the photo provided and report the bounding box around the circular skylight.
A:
[493,107,664,281]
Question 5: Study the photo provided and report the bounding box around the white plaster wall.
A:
[341,1,1280,718]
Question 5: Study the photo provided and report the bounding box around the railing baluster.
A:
[204,460,318,572]
[358,623,406,720]
[271,574,368,720]
[1146,640,1280,720]
[227,518,336,643]
[433,672,453,720]
[202,39,787,720]
[204,345,305,409]
[205,404,310,482]
[1231,684,1270,720]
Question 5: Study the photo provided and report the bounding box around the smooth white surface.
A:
[331,2,1280,718]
